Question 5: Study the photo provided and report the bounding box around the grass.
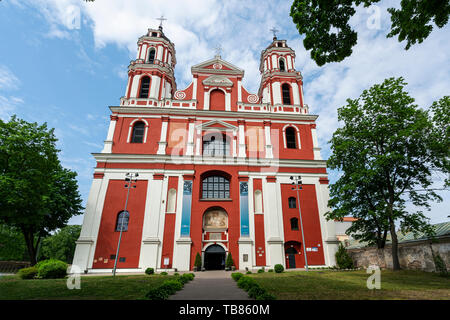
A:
[248,270,450,300]
[0,274,174,300]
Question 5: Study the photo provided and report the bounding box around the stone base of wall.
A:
[347,238,450,272]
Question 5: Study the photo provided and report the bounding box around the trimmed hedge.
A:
[231,272,244,282]
[274,264,284,273]
[18,266,38,280]
[145,268,154,275]
[36,259,67,279]
[235,276,276,300]
[146,273,196,300]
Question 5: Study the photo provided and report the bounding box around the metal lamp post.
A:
[290,175,309,271]
[112,172,139,277]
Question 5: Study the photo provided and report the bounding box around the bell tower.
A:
[258,32,306,112]
[122,23,177,103]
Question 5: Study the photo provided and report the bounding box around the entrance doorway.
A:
[204,245,226,270]
[286,247,297,269]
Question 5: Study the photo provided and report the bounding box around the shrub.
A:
[174,272,179,276]
[18,266,38,280]
[226,252,235,269]
[194,252,202,270]
[145,268,154,275]
[237,276,258,291]
[160,279,183,295]
[433,252,448,276]
[36,259,67,279]
[335,243,354,269]
[268,269,274,272]
[257,269,264,273]
[246,271,252,274]
[231,272,244,281]
[274,264,284,273]
[160,272,168,276]
[146,287,170,300]
[248,285,266,299]
[181,273,194,282]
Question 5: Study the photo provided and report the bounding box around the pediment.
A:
[196,120,238,131]
[202,75,234,87]
[191,57,244,76]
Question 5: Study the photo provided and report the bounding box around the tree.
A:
[0,224,28,261]
[0,116,83,265]
[38,225,81,263]
[194,252,202,270]
[290,0,450,66]
[225,252,234,269]
[326,77,447,270]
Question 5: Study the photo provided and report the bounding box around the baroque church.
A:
[72,24,340,273]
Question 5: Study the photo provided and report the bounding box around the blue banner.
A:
[180,180,193,237]
[240,182,249,237]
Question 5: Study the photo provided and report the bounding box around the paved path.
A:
[169,270,251,300]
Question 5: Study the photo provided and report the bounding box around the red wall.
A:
[280,183,325,268]
[253,178,266,266]
[92,179,148,269]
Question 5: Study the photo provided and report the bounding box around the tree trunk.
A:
[389,217,401,270]
[21,227,38,265]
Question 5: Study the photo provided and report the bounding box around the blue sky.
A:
[0,0,449,226]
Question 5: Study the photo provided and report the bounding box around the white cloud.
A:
[0,66,20,90]
[0,95,24,120]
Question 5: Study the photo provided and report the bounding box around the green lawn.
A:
[249,270,450,300]
[0,274,173,300]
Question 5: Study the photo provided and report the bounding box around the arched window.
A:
[202,175,230,199]
[131,121,145,143]
[203,133,230,156]
[285,127,297,149]
[115,211,129,232]
[288,196,296,208]
[282,83,291,105]
[279,58,286,72]
[290,218,299,231]
[254,190,263,213]
[167,188,177,213]
[138,76,150,98]
[148,48,156,64]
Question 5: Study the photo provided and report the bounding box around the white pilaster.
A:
[238,122,246,157]
[311,127,322,160]
[157,120,168,155]
[186,121,195,156]
[102,116,117,153]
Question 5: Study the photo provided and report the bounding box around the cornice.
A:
[109,106,319,121]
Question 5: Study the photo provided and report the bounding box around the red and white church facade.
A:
[72,26,340,273]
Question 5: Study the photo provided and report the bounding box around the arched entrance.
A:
[285,241,302,269]
[204,244,226,270]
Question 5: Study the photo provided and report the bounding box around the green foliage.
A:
[290,0,450,66]
[146,274,195,300]
[257,268,265,273]
[237,276,258,291]
[36,259,67,279]
[274,264,284,273]
[160,272,168,276]
[326,77,446,269]
[237,276,276,300]
[194,252,202,269]
[225,252,234,268]
[145,268,154,275]
[335,243,354,269]
[38,225,81,263]
[268,269,274,272]
[0,224,28,261]
[433,252,448,277]
[17,266,38,279]
[0,116,83,265]
[246,271,252,274]
[231,272,244,281]
[387,0,450,50]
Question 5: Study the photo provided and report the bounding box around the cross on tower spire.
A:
[156,15,167,30]
[270,27,279,40]
[214,44,222,58]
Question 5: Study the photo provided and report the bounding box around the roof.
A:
[345,221,450,249]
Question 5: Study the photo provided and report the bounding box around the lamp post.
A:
[112,172,138,277]
[290,175,308,271]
